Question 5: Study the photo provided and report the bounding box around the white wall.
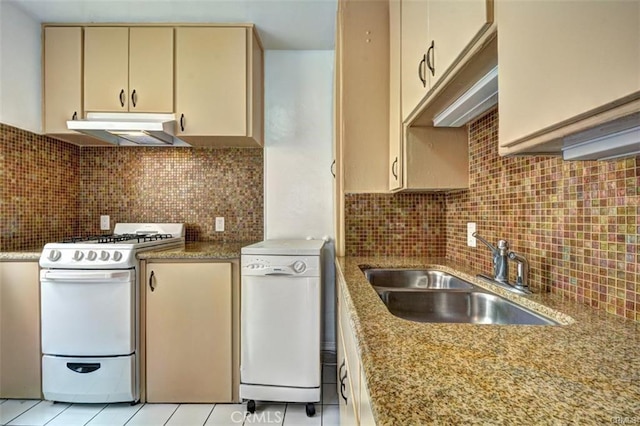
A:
[264,50,336,352]
[0,1,41,132]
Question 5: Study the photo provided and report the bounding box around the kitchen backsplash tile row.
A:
[446,110,639,320]
[78,147,264,243]
[0,123,80,251]
[344,192,447,258]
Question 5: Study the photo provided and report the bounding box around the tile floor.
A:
[0,364,338,426]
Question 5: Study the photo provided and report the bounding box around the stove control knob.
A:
[113,251,123,262]
[73,250,84,261]
[87,250,97,261]
[48,250,61,262]
[292,261,307,273]
[100,251,110,261]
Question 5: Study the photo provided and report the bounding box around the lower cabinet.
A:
[144,262,233,402]
[0,261,41,398]
[337,268,375,426]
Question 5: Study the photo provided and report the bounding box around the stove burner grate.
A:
[61,233,174,244]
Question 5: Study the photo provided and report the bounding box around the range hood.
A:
[562,112,640,160]
[433,66,498,127]
[67,113,190,146]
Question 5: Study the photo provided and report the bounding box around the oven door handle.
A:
[41,270,132,282]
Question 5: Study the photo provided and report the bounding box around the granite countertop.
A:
[0,249,42,261]
[137,241,256,260]
[337,256,640,425]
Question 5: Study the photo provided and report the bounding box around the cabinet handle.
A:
[119,89,126,108]
[72,111,78,120]
[180,114,185,132]
[339,360,348,403]
[331,160,336,178]
[392,157,398,179]
[426,40,435,77]
[418,54,426,88]
[149,270,155,292]
[131,89,137,108]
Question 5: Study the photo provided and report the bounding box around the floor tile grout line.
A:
[201,403,217,426]
[4,400,42,426]
[81,403,109,426]
[161,403,181,426]
[42,401,73,426]
[119,402,144,426]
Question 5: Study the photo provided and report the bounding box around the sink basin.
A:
[378,290,558,325]
[363,269,475,290]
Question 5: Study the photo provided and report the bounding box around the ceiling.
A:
[6,0,338,50]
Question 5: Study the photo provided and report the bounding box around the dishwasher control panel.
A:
[241,255,321,277]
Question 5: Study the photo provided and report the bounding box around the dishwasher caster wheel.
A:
[247,400,256,414]
[305,403,315,417]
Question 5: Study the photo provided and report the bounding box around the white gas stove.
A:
[39,223,184,404]
[40,223,185,269]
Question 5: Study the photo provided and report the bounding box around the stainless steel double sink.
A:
[363,268,558,326]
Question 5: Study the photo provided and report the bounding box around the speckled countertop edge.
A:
[137,241,255,260]
[337,256,640,425]
[0,250,42,261]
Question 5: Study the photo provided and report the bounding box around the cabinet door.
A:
[129,27,174,113]
[401,0,429,121]
[389,0,403,191]
[337,330,358,426]
[428,0,489,85]
[0,262,41,399]
[359,368,376,426]
[498,0,640,149]
[146,263,232,402]
[43,27,82,134]
[84,27,129,112]
[175,27,247,137]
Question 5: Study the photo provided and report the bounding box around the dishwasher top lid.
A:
[241,239,325,256]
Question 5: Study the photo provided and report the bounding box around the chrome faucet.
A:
[472,232,532,294]
[472,232,509,283]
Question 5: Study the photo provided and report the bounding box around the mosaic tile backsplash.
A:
[345,109,639,321]
[345,193,446,257]
[78,147,263,242]
[0,123,80,251]
[0,122,264,251]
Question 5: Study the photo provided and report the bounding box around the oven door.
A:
[40,269,136,356]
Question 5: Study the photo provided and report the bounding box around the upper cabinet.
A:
[43,27,82,135]
[497,0,640,156]
[175,27,264,147]
[401,0,493,121]
[84,27,173,113]
[42,24,263,147]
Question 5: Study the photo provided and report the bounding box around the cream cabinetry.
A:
[144,262,233,403]
[389,0,403,191]
[0,261,41,399]
[497,0,640,155]
[336,0,389,194]
[43,27,82,135]
[175,27,263,147]
[84,27,173,113]
[337,266,376,426]
[401,0,492,121]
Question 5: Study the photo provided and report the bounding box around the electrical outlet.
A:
[215,217,225,232]
[467,222,477,247]
[100,215,110,231]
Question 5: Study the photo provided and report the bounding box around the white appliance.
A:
[240,239,325,417]
[39,223,185,403]
[67,112,191,146]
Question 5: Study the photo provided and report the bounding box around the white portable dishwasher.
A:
[240,239,325,417]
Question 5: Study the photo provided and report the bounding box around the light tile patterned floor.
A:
[0,364,339,426]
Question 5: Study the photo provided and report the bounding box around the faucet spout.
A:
[472,232,497,254]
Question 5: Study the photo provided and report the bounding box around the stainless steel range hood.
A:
[67,113,190,146]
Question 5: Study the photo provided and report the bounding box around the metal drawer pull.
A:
[119,89,126,107]
[418,54,426,87]
[149,270,155,292]
[131,89,137,108]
